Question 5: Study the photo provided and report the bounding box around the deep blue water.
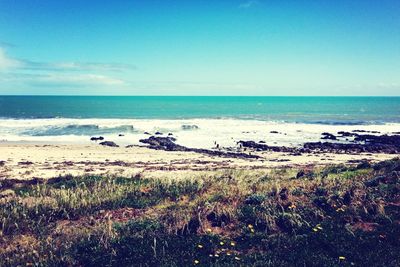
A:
[1,96,400,124]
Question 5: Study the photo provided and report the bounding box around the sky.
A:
[0,0,399,96]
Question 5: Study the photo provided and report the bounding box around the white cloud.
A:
[21,60,137,72]
[0,47,21,69]
[239,0,259,9]
[40,73,124,86]
[0,46,132,89]
[1,72,124,87]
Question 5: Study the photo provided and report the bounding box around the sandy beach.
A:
[0,143,396,181]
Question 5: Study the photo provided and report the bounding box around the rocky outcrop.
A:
[99,141,119,147]
[239,133,400,154]
[90,136,104,141]
[139,136,259,159]
[237,141,295,153]
[321,132,337,140]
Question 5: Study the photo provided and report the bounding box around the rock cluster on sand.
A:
[239,132,400,154]
[99,141,119,147]
[90,136,104,141]
[139,136,259,159]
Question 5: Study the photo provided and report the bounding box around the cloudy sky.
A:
[0,0,399,95]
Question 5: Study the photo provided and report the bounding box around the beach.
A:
[0,143,397,181]
[1,96,400,266]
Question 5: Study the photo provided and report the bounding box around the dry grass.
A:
[0,158,399,266]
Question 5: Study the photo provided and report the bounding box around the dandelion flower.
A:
[230,241,236,246]
[206,228,212,233]
[250,228,255,233]
[197,244,203,248]
[220,241,224,245]
[339,256,346,260]
[194,259,200,264]
[248,224,254,229]
[312,228,318,232]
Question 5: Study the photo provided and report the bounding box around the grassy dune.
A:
[0,159,399,266]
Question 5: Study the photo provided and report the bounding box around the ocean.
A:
[1,96,399,148]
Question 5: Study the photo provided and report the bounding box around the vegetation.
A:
[0,158,399,266]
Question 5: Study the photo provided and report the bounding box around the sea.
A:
[0,96,399,148]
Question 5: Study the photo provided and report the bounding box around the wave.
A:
[19,124,136,136]
[0,118,399,149]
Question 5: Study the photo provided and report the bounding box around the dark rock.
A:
[143,132,151,135]
[99,141,119,147]
[321,132,337,140]
[337,131,354,137]
[238,141,295,153]
[118,134,124,137]
[155,132,163,135]
[270,131,279,134]
[90,136,104,141]
[168,133,173,136]
[18,161,33,165]
[0,160,6,166]
[139,136,183,151]
[140,136,259,159]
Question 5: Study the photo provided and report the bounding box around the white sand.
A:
[0,143,396,180]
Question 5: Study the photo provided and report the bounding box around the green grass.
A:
[1,159,399,266]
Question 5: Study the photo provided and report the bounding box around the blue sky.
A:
[0,0,399,95]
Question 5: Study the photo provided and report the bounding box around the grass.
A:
[0,158,399,266]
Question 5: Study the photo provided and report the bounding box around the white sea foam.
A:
[0,118,399,149]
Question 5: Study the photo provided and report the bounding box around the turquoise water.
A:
[1,96,400,124]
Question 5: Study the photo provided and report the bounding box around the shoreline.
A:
[0,142,396,181]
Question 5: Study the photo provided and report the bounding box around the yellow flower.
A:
[214,254,220,257]
[235,257,241,260]
[206,228,212,233]
[227,252,231,256]
[339,256,346,260]
[250,228,255,233]
[197,244,203,248]
[220,241,224,245]
[230,241,236,246]
[312,228,318,232]
[248,224,254,229]
[194,259,200,264]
